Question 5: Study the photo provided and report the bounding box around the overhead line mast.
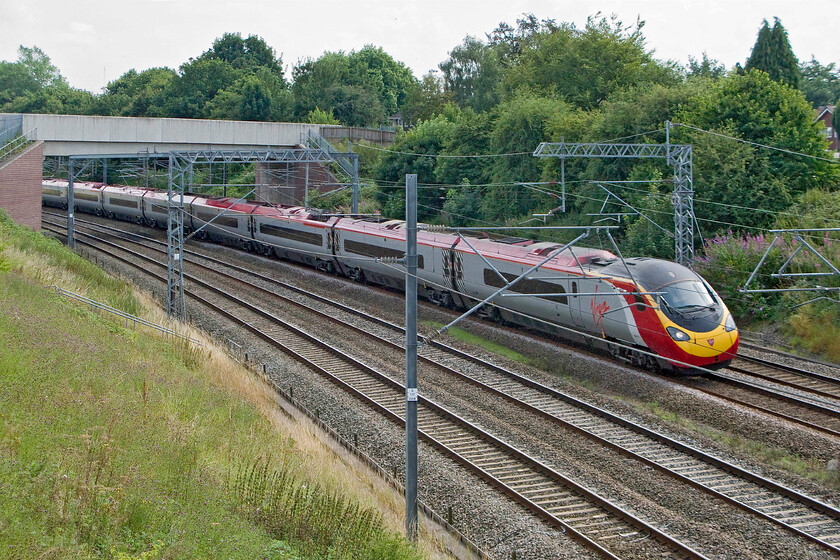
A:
[534,121,695,267]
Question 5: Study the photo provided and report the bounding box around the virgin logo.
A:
[591,294,610,327]
[707,338,715,346]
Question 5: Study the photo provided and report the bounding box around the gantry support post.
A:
[167,153,186,320]
[404,173,419,541]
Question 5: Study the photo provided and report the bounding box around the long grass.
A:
[0,212,427,560]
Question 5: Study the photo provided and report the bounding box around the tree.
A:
[678,71,836,231]
[200,33,285,82]
[487,14,557,67]
[834,102,840,135]
[0,46,94,115]
[442,180,484,226]
[499,14,679,110]
[16,46,64,88]
[687,53,726,80]
[439,36,502,113]
[744,18,800,89]
[95,67,176,116]
[240,76,271,121]
[292,46,416,127]
[306,107,340,125]
[401,72,453,124]
[164,58,238,118]
[799,57,840,108]
[435,108,494,188]
[373,114,458,219]
[480,92,568,220]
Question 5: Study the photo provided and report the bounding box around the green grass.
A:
[0,212,421,560]
[640,400,840,490]
[422,320,544,368]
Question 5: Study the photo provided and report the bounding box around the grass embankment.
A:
[422,321,543,369]
[0,213,426,560]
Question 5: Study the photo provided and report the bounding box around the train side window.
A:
[572,282,577,296]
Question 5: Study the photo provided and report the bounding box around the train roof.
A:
[597,257,703,291]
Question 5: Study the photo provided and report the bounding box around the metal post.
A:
[67,159,75,249]
[167,154,185,319]
[102,158,108,184]
[304,162,310,209]
[404,173,418,541]
[350,141,359,215]
[560,136,566,213]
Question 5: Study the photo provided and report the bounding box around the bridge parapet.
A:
[1,113,326,156]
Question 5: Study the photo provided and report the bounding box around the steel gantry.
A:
[165,148,342,319]
[741,229,840,308]
[534,123,695,266]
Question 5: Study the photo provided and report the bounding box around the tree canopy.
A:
[744,18,800,88]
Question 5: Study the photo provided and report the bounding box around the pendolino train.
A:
[42,179,739,372]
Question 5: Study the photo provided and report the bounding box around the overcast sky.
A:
[0,0,837,93]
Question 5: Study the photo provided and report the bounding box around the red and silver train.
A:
[42,179,739,372]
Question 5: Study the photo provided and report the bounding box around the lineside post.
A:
[404,173,418,540]
[67,159,75,249]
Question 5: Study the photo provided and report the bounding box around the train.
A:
[42,179,739,372]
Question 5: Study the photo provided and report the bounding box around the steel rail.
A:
[42,215,840,553]
[42,214,840,438]
[43,218,706,560]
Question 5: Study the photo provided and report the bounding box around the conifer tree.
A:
[745,17,800,89]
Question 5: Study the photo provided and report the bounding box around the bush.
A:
[695,231,785,323]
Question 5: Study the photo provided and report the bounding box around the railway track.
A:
[42,213,840,556]
[42,211,840,436]
[42,215,705,559]
[729,355,840,401]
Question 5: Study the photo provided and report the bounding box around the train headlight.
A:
[666,326,691,342]
[724,313,737,332]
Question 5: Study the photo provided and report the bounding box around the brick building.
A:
[815,105,839,153]
[0,141,44,230]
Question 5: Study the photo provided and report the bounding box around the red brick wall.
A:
[0,142,43,230]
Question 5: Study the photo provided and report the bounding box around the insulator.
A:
[423,224,448,233]
[377,257,405,265]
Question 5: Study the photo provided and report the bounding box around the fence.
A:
[45,285,202,345]
[0,128,38,163]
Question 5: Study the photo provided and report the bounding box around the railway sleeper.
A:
[531,492,577,502]
[519,484,567,496]
[506,475,552,487]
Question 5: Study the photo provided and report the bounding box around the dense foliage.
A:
[2,14,839,355]
[2,17,838,259]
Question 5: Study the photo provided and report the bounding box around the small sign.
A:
[406,388,418,402]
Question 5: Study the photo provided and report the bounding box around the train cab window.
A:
[634,294,646,310]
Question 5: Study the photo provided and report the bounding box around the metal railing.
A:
[305,129,355,179]
[45,285,202,345]
[0,127,37,162]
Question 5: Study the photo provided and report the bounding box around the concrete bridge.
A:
[1,113,329,156]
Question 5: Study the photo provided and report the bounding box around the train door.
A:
[443,248,466,308]
[570,279,586,328]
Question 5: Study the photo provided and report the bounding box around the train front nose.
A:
[691,313,738,368]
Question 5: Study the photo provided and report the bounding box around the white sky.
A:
[0,0,837,94]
